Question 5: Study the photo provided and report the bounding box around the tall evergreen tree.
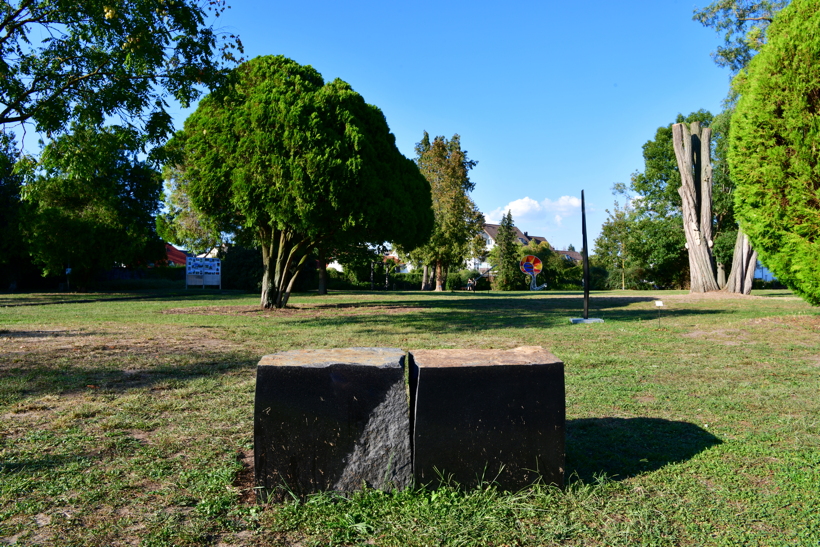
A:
[729,0,820,305]
[404,132,484,291]
[494,211,519,291]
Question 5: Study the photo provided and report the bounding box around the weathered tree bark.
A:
[673,122,720,293]
[258,227,313,309]
[724,230,757,295]
[421,265,430,291]
[260,228,276,308]
[717,263,727,289]
[434,260,445,292]
[370,261,374,290]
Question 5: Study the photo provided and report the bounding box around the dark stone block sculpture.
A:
[409,346,565,490]
[254,347,411,502]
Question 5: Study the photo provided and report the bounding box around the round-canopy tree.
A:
[729,0,820,305]
[175,55,433,308]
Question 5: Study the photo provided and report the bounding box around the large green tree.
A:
[404,132,484,291]
[0,0,241,143]
[155,163,225,256]
[729,0,820,305]
[19,124,165,287]
[492,211,519,291]
[175,55,433,308]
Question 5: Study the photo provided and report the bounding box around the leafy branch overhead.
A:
[0,0,243,143]
[694,0,789,73]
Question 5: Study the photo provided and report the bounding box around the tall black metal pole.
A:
[581,190,590,320]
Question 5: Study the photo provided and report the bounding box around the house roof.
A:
[164,243,190,266]
[554,250,583,262]
[483,224,548,246]
[483,223,529,243]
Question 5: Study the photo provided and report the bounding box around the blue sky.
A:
[173,0,733,251]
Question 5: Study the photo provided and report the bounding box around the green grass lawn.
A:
[1,289,818,546]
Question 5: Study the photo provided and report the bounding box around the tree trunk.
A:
[724,230,757,295]
[317,252,328,296]
[370,261,374,290]
[279,251,310,308]
[260,231,275,308]
[434,260,445,291]
[421,264,430,290]
[673,122,720,293]
[717,263,727,289]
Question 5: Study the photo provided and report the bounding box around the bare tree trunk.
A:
[434,260,445,291]
[260,229,276,308]
[673,122,720,293]
[280,252,310,308]
[370,261,374,290]
[724,230,757,295]
[260,245,274,308]
[317,252,328,296]
[717,263,727,289]
[421,264,430,291]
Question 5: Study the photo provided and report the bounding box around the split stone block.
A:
[254,347,411,502]
[410,346,565,490]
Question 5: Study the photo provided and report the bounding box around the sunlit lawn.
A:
[1,288,818,545]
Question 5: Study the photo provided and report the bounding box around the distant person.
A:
[467,278,475,291]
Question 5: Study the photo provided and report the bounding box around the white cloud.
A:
[486,195,581,227]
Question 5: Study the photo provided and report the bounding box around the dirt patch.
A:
[234,450,256,505]
[661,292,769,302]
[747,314,820,330]
[683,328,751,345]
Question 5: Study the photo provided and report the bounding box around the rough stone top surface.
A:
[411,346,561,368]
[258,347,405,368]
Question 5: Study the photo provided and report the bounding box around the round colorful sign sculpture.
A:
[520,255,547,290]
[520,255,542,275]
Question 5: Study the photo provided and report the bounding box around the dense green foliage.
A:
[155,164,225,256]
[492,211,519,290]
[18,125,165,287]
[175,55,433,307]
[400,132,484,291]
[729,0,820,305]
[0,0,240,144]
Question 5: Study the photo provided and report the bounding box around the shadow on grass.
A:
[0,290,252,307]
[0,454,91,473]
[565,417,722,483]
[283,294,726,332]
[0,352,257,403]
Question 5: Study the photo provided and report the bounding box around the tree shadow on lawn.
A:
[565,417,722,483]
[285,298,725,333]
[0,290,251,307]
[1,352,257,403]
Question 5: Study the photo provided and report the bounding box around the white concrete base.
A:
[570,318,604,324]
